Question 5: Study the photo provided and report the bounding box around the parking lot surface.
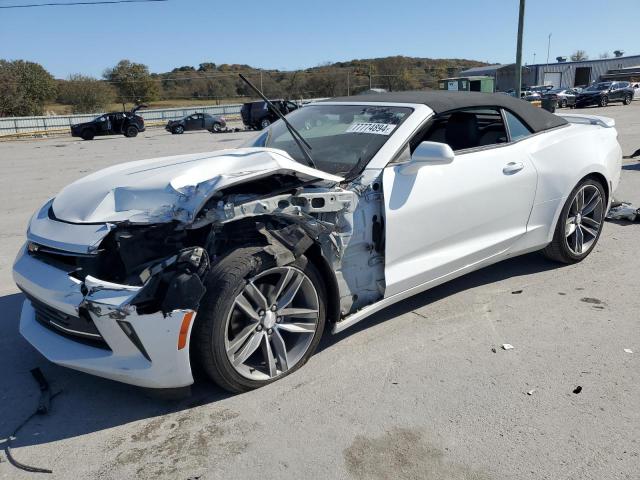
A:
[1,104,639,479]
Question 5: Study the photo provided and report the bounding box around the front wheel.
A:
[560,99,568,108]
[543,178,606,264]
[623,94,632,105]
[599,96,608,107]
[193,247,326,393]
[81,129,94,140]
[124,125,138,137]
[211,122,222,133]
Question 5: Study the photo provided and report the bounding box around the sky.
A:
[0,0,638,78]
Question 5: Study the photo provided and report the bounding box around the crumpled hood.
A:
[51,148,343,224]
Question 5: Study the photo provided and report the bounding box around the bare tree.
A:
[570,50,589,61]
[599,52,610,59]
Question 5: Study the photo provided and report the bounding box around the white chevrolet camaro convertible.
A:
[14,91,622,393]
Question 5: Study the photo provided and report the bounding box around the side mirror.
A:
[401,141,455,175]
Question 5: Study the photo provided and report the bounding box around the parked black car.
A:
[165,112,227,134]
[574,81,635,108]
[71,105,146,140]
[240,100,299,130]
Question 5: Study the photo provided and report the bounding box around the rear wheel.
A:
[193,247,326,393]
[81,129,94,140]
[599,96,608,107]
[623,94,632,105]
[125,125,138,137]
[543,178,606,264]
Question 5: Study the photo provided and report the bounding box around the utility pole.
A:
[260,71,263,92]
[369,64,372,90]
[546,33,552,65]
[515,0,526,98]
[533,52,536,64]
[347,70,350,96]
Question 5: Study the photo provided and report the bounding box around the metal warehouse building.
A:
[493,55,640,91]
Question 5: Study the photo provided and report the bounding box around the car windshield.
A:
[585,83,611,91]
[243,104,413,177]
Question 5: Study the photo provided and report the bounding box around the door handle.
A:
[503,162,524,175]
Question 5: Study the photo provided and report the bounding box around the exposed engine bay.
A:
[28,168,386,325]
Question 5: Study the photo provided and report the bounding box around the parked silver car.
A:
[543,88,580,108]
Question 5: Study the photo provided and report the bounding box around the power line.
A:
[0,0,168,9]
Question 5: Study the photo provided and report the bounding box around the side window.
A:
[503,110,532,141]
[417,108,507,152]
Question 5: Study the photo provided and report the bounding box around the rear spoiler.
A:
[558,113,615,128]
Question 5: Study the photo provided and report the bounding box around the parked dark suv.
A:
[575,82,635,108]
[240,100,299,130]
[71,105,146,140]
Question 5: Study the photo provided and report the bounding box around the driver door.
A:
[382,109,538,297]
[185,114,202,130]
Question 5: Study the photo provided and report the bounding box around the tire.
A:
[172,125,184,134]
[560,99,568,108]
[542,178,606,264]
[259,118,271,130]
[81,129,94,141]
[623,94,632,105]
[599,96,608,107]
[211,122,222,133]
[193,247,326,393]
[125,125,138,137]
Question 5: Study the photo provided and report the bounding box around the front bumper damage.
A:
[13,148,386,388]
[13,244,200,389]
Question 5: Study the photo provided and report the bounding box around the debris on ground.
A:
[3,368,61,474]
[580,297,603,305]
[606,201,640,222]
[624,348,633,354]
[491,348,497,353]
[502,344,514,350]
[511,290,523,295]
[527,389,536,396]
[573,386,582,394]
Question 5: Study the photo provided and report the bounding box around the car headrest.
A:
[445,111,479,151]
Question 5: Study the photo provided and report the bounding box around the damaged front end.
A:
[14,147,386,387]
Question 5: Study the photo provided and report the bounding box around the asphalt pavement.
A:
[0,104,638,479]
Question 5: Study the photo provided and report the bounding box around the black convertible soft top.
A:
[323,91,568,133]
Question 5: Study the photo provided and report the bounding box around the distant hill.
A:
[155,56,491,100]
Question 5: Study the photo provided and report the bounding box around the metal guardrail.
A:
[0,104,243,136]
[0,99,326,137]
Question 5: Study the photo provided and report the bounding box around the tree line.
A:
[0,56,487,117]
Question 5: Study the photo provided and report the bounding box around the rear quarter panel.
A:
[509,122,621,253]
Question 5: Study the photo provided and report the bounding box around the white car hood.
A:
[51,147,343,224]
